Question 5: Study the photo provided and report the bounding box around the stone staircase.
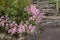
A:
[32,0,60,40]
[32,0,59,16]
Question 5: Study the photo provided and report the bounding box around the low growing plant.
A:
[0,0,45,38]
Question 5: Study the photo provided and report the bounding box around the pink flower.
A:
[18,28,24,33]
[26,4,45,24]
[1,16,5,19]
[29,5,36,14]
[27,25,35,33]
[8,27,17,35]
[8,29,12,33]
[0,18,2,22]
[1,23,5,26]
[29,15,36,20]
[1,20,6,26]
[9,21,16,27]
[28,25,32,30]
[26,5,40,15]
[30,26,35,33]
[18,26,25,34]
[18,23,25,34]
[10,23,14,27]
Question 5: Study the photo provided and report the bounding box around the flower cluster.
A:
[0,15,35,37]
[0,4,45,38]
[26,4,45,24]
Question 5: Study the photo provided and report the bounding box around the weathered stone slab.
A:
[42,17,60,40]
[42,27,60,40]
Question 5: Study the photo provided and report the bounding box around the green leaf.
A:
[0,26,6,33]
[22,32,28,36]
[22,12,28,20]
[0,0,30,24]
[29,20,35,25]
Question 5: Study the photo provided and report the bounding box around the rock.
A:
[42,27,60,40]
[42,19,60,40]
[0,33,5,39]
[18,37,25,40]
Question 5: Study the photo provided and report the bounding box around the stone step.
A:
[32,1,49,4]
[41,16,60,31]
[42,9,58,12]
[45,16,60,19]
[41,16,60,27]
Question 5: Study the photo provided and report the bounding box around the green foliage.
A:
[58,2,60,8]
[0,0,5,16]
[49,0,60,9]
[22,32,28,36]
[0,0,30,23]
[17,0,30,10]
[29,20,35,25]
[0,26,6,33]
[49,0,55,4]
